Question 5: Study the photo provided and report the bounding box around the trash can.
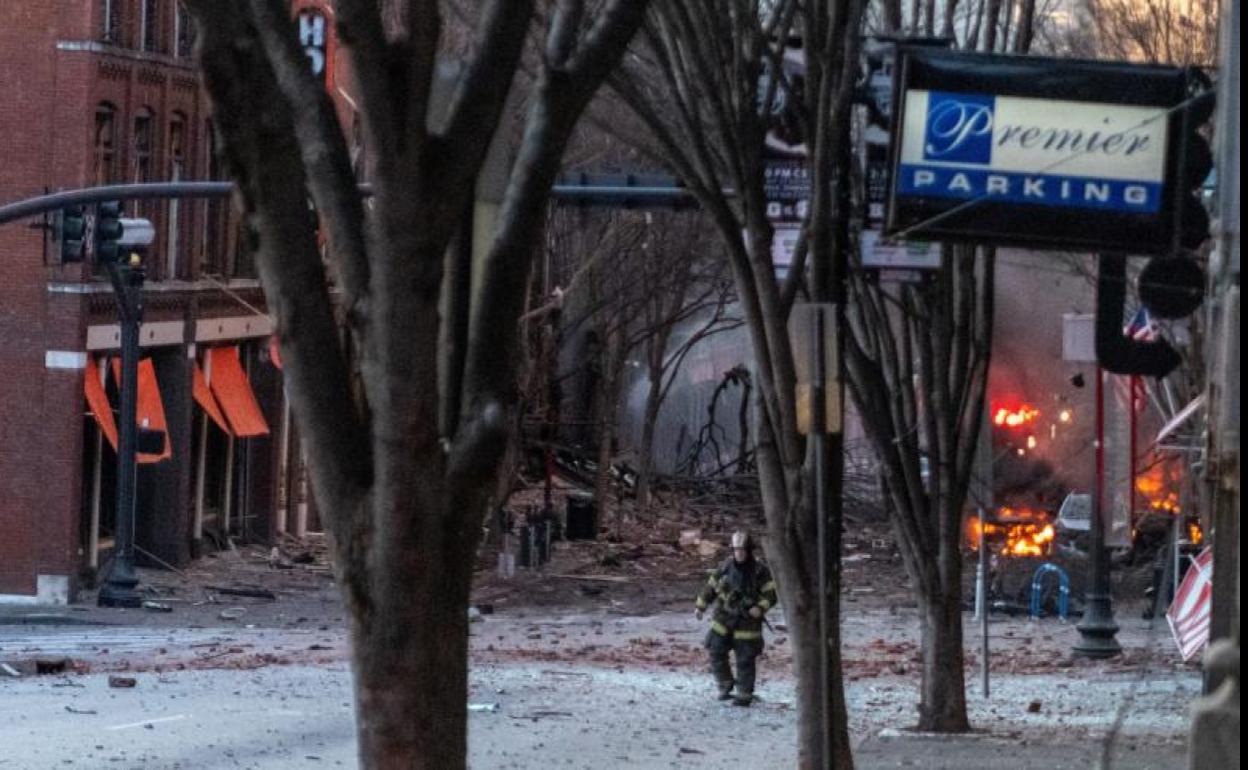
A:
[565,494,597,541]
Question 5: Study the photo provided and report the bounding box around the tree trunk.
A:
[752,400,854,769]
[916,591,970,732]
[634,365,664,510]
[350,501,475,769]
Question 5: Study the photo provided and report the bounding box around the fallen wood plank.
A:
[205,586,277,600]
[544,574,632,583]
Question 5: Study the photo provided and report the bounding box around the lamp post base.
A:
[97,560,142,608]
[1074,592,1122,658]
[97,583,143,608]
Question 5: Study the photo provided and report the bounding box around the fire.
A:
[968,507,1056,557]
[1189,522,1203,544]
[1135,461,1181,515]
[994,405,1040,428]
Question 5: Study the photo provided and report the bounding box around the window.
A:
[132,109,157,270]
[100,0,123,44]
[93,104,118,185]
[167,114,187,278]
[132,109,154,184]
[174,2,194,59]
[141,0,162,53]
[202,119,228,276]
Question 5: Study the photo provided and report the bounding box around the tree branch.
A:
[247,0,371,336]
[188,0,373,605]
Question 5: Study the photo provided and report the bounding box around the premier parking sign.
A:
[885,49,1201,254]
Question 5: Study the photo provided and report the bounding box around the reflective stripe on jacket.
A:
[695,557,778,638]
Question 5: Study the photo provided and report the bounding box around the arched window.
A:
[132,109,157,248]
[202,119,227,276]
[167,113,188,278]
[93,103,118,185]
[132,108,154,183]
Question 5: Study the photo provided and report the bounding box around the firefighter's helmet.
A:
[731,530,753,550]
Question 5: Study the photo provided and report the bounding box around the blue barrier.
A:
[1030,562,1071,620]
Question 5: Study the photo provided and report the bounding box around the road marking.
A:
[107,714,188,731]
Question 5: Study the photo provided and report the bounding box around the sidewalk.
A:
[0,660,1194,769]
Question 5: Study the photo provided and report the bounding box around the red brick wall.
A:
[0,3,72,595]
[1,1,223,596]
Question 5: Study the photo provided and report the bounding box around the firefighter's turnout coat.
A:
[695,556,779,641]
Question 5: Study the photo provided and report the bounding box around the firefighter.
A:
[694,530,779,706]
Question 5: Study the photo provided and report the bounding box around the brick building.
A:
[0,1,311,602]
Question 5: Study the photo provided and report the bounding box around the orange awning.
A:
[208,346,270,438]
[193,363,231,434]
[84,358,118,451]
[111,358,173,464]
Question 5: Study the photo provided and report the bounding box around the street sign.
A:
[886,49,1200,254]
[860,230,938,270]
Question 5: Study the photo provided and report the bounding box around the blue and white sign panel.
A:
[884,49,1194,254]
[897,90,1168,214]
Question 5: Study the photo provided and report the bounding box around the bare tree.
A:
[609,1,863,766]
[1063,0,1219,66]
[633,226,740,510]
[843,249,995,732]
[833,0,1054,734]
[184,1,647,767]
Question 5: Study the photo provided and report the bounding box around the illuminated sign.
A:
[298,10,327,82]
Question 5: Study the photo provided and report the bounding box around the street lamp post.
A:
[97,257,146,608]
[1074,366,1123,657]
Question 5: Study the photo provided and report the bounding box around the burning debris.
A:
[993,404,1041,429]
[968,507,1056,558]
[1135,459,1182,516]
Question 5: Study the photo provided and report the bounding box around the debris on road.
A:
[107,676,137,688]
[207,585,277,601]
[142,600,173,613]
[510,710,573,721]
[219,607,247,621]
[35,659,70,675]
[64,706,97,715]
[468,702,500,713]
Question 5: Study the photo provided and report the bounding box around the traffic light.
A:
[59,204,87,263]
[95,200,125,265]
[1139,254,1205,319]
[1175,80,1216,252]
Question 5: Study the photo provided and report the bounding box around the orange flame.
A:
[994,405,1041,429]
[1188,522,1203,545]
[1135,461,1181,515]
[968,508,1056,557]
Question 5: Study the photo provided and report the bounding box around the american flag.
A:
[1167,547,1214,663]
[1124,307,1158,342]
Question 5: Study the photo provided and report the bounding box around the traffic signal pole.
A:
[97,258,145,608]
